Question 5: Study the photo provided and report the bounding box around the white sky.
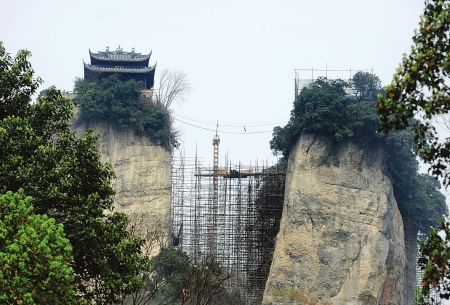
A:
[3,1,450,302]
[1,0,428,167]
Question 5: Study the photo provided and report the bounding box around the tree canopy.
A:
[374,1,450,302]
[419,217,450,303]
[0,41,146,304]
[351,71,382,102]
[74,74,177,149]
[123,246,242,305]
[0,44,41,120]
[270,77,381,157]
[0,190,77,305]
[384,130,447,232]
[377,0,450,186]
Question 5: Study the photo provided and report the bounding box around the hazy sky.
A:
[1,0,428,167]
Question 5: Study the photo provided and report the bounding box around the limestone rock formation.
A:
[263,133,405,305]
[73,117,172,244]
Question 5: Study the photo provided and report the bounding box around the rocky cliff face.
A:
[263,134,405,305]
[73,118,172,244]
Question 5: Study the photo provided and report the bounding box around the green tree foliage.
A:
[148,247,192,304]
[374,1,450,302]
[270,77,381,157]
[0,42,146,304]
[418,217,450,303]
[0,190,77,305]
[0,44,41,120]
[384,130,447,232]
[74,75,177,149]
[377,0,450,186]
[351,71,382,101]
[123,246,242,305]
[270,72,447,235]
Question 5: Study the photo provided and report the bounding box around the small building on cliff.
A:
[84,46,156,89]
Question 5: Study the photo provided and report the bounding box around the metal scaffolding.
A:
[171,148,285,304]
[294,67,374,98]
[403,213,442,305]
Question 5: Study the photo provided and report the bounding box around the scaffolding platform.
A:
[171,152,285,304]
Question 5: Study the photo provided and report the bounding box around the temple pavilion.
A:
[84,46,156,89]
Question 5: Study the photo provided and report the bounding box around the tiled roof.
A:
[89,49,151,62]
[84,62,156,73]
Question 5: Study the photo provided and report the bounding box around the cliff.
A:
[73,116,172,245]
[263,133,405,305]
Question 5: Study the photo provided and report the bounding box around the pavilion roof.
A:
[89,49,151,62]
[84,62,156,73]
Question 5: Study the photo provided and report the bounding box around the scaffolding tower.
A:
[403,212,442,305]
[171,148,285,304]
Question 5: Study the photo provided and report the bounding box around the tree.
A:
[122,244,240,305]
[384,130,447,232]
[121,214,243,305]
[375,1,450,302]
[377,0,450,185]
[270,76,383,158]
[0,43,41,120]
[182,255,236,305]
[0,42,146,304]
[74,74,143,128]
[149,247,192,304]
[121,217,174,305]
[418,216,450,303]
[0,190,77,305]
[271,77,348,157]
[154,69,192,109]
[351,71,382,101]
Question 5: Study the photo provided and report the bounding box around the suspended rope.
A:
[173,117,275,134]
[173,114,289,127]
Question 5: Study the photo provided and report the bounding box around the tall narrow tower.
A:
[210,130,220,254]
[213,134,220,204]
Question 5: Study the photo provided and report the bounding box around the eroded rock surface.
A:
[73,118,172,240]
[263,134,405,305]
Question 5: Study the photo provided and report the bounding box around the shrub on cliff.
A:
[74,74,178,149]
[271,76,382,157]
[270,72,447,234]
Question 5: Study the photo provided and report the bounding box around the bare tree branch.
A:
[155,69,192,109]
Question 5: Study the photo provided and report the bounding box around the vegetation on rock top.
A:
[270,72,447,234]
[74,74,178,150]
